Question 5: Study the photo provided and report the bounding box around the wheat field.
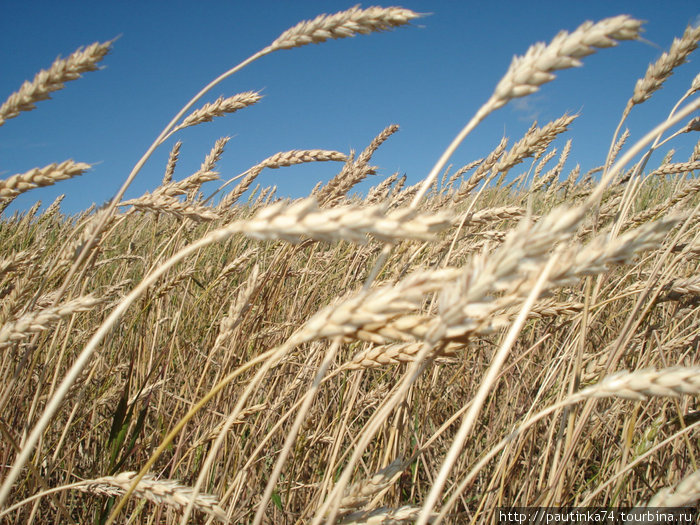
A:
[0,6,699,524]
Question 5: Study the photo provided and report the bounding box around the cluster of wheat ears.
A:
[0,5,698,524]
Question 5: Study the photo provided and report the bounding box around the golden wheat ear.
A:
[0,39,114,127]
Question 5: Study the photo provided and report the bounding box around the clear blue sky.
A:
[1,1,699,215]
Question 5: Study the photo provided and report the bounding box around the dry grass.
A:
[0,6,698,525]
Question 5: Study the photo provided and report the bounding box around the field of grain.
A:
[0,6,698,524]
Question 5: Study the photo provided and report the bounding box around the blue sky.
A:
[1,1,699,215]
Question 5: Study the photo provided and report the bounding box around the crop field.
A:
[0,6,698,524]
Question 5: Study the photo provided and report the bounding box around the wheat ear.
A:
[630,24,700,109]
[0,40,112,126]
[340,505,435,524]
[413,15,641,206]
[263,5,421,53]
[646,469,700,508]
[578,367,700,401]
[0,295,104,349]
[166,92,261,139]
[217,149,347,208]
[0,161,91,203]
[338,459,407,516]
[77,472,227,522]
[162,141,182,185]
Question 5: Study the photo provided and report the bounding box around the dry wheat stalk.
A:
[0,161,91,202]
[630,24,700,107]
[154,268,196,299]
[388,174,407,200]
[193,403,268,447]
[255,185,277,206]
[163,171,220,200]
[170,91,261,135]
[488,16,641,111]
[389,179,422,207]
[623,275,700,303]
[0,276,34,326]
[527,299,584,318]
[0,40,112,126]
[263,5,421,53]
[549,216,681,285]
[562,164,582,195]
[358,124,400,167]
[57,208,116,265]
[691,140,700,163]
[665,275,700,296]
[0,295,104,349]
[162,141,182,185]
[76,471,226,522]
[436,214,679,346]
[660,149,676,166]
[350,294,584,347]
[691,72,700,95]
